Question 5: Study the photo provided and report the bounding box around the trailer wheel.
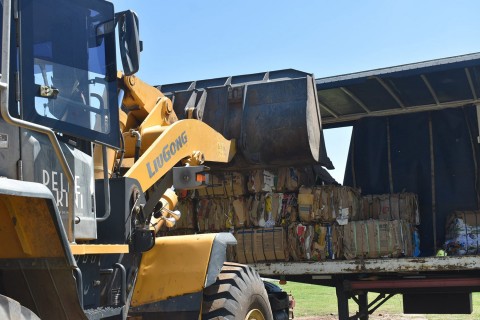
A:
[202,262,273,320]
[0,294,40,320]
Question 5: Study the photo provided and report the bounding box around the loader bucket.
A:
[158,69,331,170]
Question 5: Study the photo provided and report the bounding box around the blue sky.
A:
[112,1,480,182]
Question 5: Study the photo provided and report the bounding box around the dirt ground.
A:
[297,314,428,320]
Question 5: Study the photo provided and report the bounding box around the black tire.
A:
[0,294,40,320]
[202,262,273,320]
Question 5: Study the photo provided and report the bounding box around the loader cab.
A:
[7,0,139,148]
[0,0,140,240]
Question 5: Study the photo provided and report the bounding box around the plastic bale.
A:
[444,211,480,255]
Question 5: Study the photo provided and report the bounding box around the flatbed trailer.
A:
[253,53,480,319]
[158,52,480,319]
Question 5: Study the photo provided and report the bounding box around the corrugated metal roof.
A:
[316,53,480,127]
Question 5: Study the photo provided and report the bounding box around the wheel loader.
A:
[0,0,325,319]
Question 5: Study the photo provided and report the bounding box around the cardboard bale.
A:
[197,172,247,197]
[196,174,226,197]
[248,170,276,193]
[263,193,277,227]
[279,193,298,225]
[227,172,247,196]
[174,199,195,230]
[311,224,327,261]
[233,197,249,228]
[195,198,232,232]
[245,193,294,227]
[277,167,309,192]
[235,229,255,264]
[209,198,231,231]
[288,223,342,261]
[287,223,314,261]
[236,194,289,228]
[254,227,287,262]
[298,187,314,223]
[246,194,263,227]
[196,198,211,232]
[331,223,344,259]
[277,168,287,191]
[223,198,235,230]
[444,211,480,255]
[342,220,414,259]
[277,167,293,192]
[271,193,284,225]
[235,227,288,264]
[360,193,420,225]
[298,185,361,224]
[312,223,343,261]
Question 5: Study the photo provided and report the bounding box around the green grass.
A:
[271,280,480,319]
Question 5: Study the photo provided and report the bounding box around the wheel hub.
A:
[245,309,266,320]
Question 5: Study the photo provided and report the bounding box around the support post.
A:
[336,282,349,320]
[358,292,368,320]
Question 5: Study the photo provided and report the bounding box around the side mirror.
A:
[116,10,140,76]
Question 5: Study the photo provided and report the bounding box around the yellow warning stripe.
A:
[70,244,129,255]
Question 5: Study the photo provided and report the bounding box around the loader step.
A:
[84,306,124,320]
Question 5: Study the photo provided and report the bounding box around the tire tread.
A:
[202,263,272,320]
[0,294,40,320]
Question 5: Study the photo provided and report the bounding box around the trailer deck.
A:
[252,256,480,276]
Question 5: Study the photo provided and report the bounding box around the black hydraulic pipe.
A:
[97,146,111,222]
[113,263,127,305]
[73,267,84,309]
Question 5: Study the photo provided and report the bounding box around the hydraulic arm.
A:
[116,73,236,192]
[107,73,236,238]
